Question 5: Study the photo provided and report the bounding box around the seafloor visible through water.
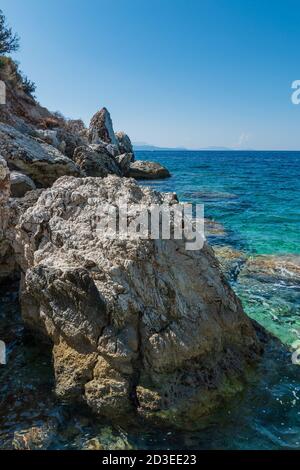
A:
[0,151,299,449]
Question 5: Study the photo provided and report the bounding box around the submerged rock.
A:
[12,175,263,428]
[128,160,170,179]
[0,124,82,187]
[239,255,300,286]
[12,421,57,450]
[213,246,247,281]
[10,171,36,198]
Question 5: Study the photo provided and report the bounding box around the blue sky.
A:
[2,0,300,149]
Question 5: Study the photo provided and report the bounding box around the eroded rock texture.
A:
[0,123,82,187]
[73,146,121,177]
[13,175,262,427]
[88,107,118,145]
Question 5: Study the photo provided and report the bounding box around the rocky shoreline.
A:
[0,58,267,439]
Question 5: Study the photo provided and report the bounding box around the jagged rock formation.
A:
[10,175,263,427]
[88,107,118,145]
[0,123,82,186]
[128,160,170,179]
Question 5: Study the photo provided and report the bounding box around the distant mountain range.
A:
[133,142,245,151]
[132,142,188,151]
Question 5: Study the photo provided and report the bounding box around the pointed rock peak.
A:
[88,107,117,145]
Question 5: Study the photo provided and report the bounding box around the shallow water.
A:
[137,150,300,347]
[0,151,300,449]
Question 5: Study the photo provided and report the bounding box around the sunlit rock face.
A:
[88,107,118,146]
[12,174,263,428]
[128,160,171,179]
[0,124,82,187]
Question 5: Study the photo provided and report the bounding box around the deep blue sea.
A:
[0,151,299,450]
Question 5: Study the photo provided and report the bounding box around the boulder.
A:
[115,132,134,155]
[0,123,82,187]
[10,171,36,198]
[14,175,262,428]
[88,107,118,145]
[73,146,121,177]
[128,160,170,179]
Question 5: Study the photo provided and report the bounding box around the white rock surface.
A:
[13,175,262,427]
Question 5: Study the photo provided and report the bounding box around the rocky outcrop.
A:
[115,132,134,155]
[12,175,262,428]
[0,123,82,187]
[10,171,36,198]
[73,146,121,177]
[88,107,118,145]
[128,160,170,179]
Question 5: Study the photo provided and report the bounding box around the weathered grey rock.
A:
[115,132,134,155]
[55,128,87,159]
[105,143,120,157]
[115,153,134,175]
[35,129,62,149]
[128,160,170,179]
[0,123,82,187]
[13,175,262,428]
[10,171,36,198]
[88,107,118,145]
[73,146,121,177]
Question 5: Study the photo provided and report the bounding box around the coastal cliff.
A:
[0,57,264,429]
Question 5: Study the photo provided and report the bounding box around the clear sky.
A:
[2,0,300,149]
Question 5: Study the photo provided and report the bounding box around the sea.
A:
[0,150,299,450]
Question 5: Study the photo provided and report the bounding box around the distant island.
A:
[133,142,250,151]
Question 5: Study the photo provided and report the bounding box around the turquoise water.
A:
[137,151,300,346]
[137,151,300,255]
[1,151,300,450]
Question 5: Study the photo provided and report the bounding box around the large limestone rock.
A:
[0,123,82,187]
[13,175,262,428]
[88,107,118,145]
[128,160,170,179]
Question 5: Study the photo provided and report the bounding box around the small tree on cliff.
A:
[0,9,19,55]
